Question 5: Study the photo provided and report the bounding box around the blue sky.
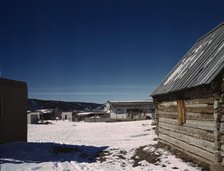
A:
[1,0,224,103]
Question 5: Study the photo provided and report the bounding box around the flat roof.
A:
[0,77,27,87]
[108,100,153,103]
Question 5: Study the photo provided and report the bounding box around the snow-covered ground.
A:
[0,120,202,171]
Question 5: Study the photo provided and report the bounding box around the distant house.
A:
[37,109,54,120]
[107,100,155,120]
[74,112,92,121]
[62,111,79,121]
[0,78,27,143]
[27,112,40,124]
[62,111,110,122]
[151,23,224,167]
[53,108,61,119]
[77,112,110,122]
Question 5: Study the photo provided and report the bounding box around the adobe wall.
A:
[0,78,27,143]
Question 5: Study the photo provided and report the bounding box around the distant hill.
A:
[28,99,103,112]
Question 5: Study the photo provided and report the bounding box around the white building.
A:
[62,112,73,121]
[107,100,155,120]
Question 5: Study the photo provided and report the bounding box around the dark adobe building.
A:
[0,78,28,144]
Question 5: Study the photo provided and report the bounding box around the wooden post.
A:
[153,100,159,135]
[177,99,186,125]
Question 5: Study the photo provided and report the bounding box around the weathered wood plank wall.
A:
[157,97,218,164]
[220,80,224,165]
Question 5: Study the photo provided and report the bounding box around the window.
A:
[177,99,186,125]
[116,109,124,114]
[127,109,143,113]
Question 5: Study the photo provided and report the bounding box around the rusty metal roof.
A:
[151,22,224,96]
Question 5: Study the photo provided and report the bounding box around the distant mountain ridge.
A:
[28,99,103,112]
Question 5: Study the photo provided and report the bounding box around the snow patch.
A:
[0,120,203,171]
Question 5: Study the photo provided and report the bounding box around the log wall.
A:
[220,79,224,165]
[157,97,219,164]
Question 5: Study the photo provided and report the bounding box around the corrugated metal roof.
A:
[151,23,224,96]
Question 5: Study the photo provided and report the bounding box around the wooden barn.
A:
[151,22,224,168]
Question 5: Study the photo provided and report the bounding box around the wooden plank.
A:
[159,111,177,119]
[158,106,177,113]
[159,111,214,121]
[159,139,214,164]
[159,118,216,131]
[159,127,216,152]
[159,122,214,142]
[186,105,214,114]
[220,135,224,144]
[186,112,214,121]
[220,123,224,133]
[185,103,208,107]
[158,111,177,115]
[159,114,214,121]
[221,109,224,115]
[185,120,216,131]
[184,97,214,105]
[159,101,177,107]
[159,118,178,124]
[159,133,216,163]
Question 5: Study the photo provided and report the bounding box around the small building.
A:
[61,111,78,121]
[78,112,110,122]
[107,100,155,120]
[62,111,110,122]
[74,112,91,121]
[0,78,27,143]
[27,112,40,124]
[53,108,61,119]
[151,23,224,167]
[37,109,54,120]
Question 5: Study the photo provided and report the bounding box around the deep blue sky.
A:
[1,0,224,103]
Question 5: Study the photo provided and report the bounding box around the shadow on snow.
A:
[0,142,108,164]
